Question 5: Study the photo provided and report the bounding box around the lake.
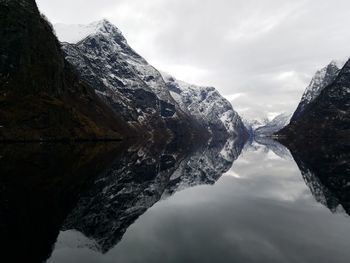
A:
[0,137,349,263]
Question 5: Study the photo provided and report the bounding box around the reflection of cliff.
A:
[280,139,350,215]
[254,137,293,160]
[61,137,246,254]
[299,164,345,214]
[0,143,125,263]
[62,141,186,253]
[163,137,246,196]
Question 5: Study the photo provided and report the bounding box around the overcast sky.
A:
[37,0,350,120]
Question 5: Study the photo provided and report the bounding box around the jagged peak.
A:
[161,71,215,92]
[54,19,126,44]
[90,19,123,36]
[329,59,347,69]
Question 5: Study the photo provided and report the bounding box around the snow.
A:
[162,72,246,136]
[255,112,292,136]
[293,58,347,119]
[54,230,100,251]
[55,19,123,44]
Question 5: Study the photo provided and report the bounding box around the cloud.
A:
[225,93,246,102]
[37,0,350,120]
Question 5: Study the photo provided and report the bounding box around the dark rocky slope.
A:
[0,0,134,141]
[279,59,350,138]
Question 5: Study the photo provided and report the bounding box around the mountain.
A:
[0,0,134,141]
[255,112,291,137]
[161,72,248,140]
[279,59,350,138]
[55,20,208,141]
[242,118,267,138]
[291,60,346,122]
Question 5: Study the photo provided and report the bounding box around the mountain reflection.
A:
[278,138,350,216]
[61,137,246,253]
[0,136,246,262]
[0,142,126,263]
[1,137,349,262]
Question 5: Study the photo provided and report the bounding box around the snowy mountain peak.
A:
[304,59,346,103]
[162,72,248,138]
[329,59,347,69]
[55,19,126,44]
[254,112,292,137]
[291,59,346,121]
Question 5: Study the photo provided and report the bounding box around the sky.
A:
[36,0,350,120]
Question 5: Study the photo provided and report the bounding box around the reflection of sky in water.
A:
[49,144,350,263]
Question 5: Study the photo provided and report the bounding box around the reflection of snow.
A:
[54,230,100,252]
[224,171,242,178]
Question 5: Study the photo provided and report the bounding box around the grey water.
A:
[0,138,349,263]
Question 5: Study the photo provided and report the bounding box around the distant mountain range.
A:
[255,113,292,137]
[243,113,291,138]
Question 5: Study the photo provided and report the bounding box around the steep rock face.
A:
[161,73,248,140]
[255,113,291,137]
[0,0,133,141]
[291,60,346,121]
[279,59,350,138]
[56,20,208,140]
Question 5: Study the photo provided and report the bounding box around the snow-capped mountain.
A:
[280,58,350,138]
[255,112,292,137]
[161,72,248,139]
[55,20,207,140]
[0,0,136,141]
[242,118,267,139]
[291,60,346,122]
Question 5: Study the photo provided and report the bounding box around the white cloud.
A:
[225,93,246,102]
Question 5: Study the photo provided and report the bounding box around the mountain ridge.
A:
[279,58,350,138]
[0,0,136,141]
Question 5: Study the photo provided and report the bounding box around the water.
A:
[0,138,349,263]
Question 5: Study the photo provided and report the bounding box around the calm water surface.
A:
[0,138,349,263]
[48,139,350,263]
